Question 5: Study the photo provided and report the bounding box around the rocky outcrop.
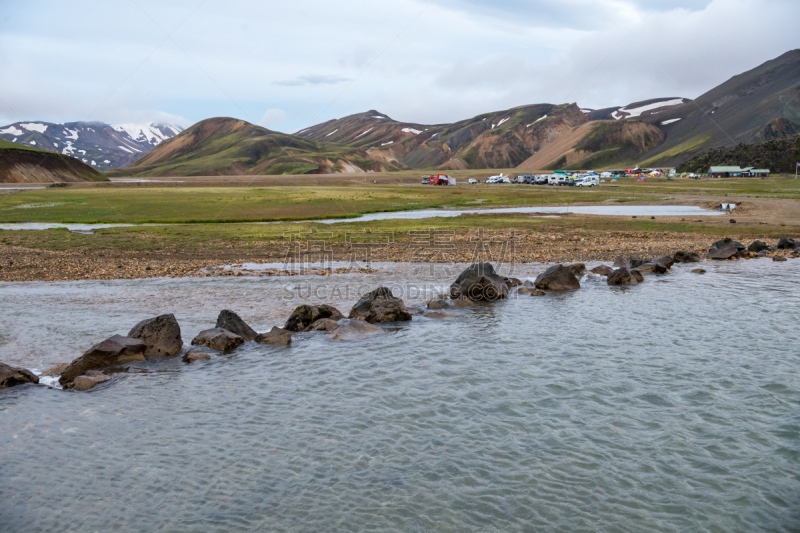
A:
[59,335,146,387]
[534,264,580,291]
[191,328,244,351]
[216,310,257,341]
[128,314,183,357]
[72,371,111,391]
[607,266,642,286]
[183,350,211,363]
[349,287,412,323]
[590,265,614,276]
[449,263,509,301]
[285,305,344,332]
[0,362,39,389]
[777,237,798,250]
[255,327,292,346]
[708,238,745,260]
[331,320,384,341]
[748,241,770,253]
[673,251,702,263]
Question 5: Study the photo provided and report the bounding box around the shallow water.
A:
[1,260,799,532]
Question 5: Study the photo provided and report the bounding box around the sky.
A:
[1,0,798,133]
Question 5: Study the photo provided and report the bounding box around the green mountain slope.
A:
[0,140,107,183]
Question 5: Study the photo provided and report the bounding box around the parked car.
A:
[468,178,477,185]
[421,176,430,185]
[576,176,599,187]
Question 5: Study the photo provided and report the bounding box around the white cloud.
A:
[0,0,797,132]
[258,108,287,129]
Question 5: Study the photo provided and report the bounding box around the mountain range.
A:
[0,139,107,183]
[12,49,800,177]
[0,121,183,171]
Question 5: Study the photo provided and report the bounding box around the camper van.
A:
[575,175,599,187]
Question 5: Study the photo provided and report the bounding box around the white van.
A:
[576,176,599,187]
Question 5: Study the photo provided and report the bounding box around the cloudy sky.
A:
[1,0,798,133]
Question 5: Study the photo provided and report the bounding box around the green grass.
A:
[0,139,45,152]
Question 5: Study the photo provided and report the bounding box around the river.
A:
[1,260,798,531]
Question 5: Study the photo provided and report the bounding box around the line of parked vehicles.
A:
[472,171,602,187]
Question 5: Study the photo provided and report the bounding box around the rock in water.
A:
[59,335,146,387]
[590,265,614,276]
[449,263,509,301]
[331,320,384,342]
[452,298,475,308]
[534,265,580,291]
[255,327,292,346]
[773,255,788,262]
[652,256,674,269]
[72,371,111,391]
[349,287,412,323]
[191,328,244,351]
[613,256,626,267]
[748,240,770,253]
[633,262,667,275]
[673,251,702,263]
[216,310,257,341]
[607,266,640,286]
[284,305,345,332]
[183,350,211,363]
[504,277,523,288]
[708,238,745,260]
[777,237,797,250]
[629,257,646,269]
[128,314,183,357]
[426,300,452,310]
[41,363,69,377]
[692,268,707,274]
[567,263,586,277]
[426,311,458,319]
[0,362,39,389]
[304,318,340,332]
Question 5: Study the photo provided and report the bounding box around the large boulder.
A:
[72,371,111,391]
[59,335,146,386]
[255,327,292,346]
[590,265,614,276]
[216,310,257,341]
[191,328,244,351]
[449,263,509,301]
[0,362,39,389]
[708,238,744,260]
[673,251,702,263]
[607,266,641,286]
[284,304,344,332]
[128,314,183,357]
[331,320,384,342]
[633,262,667,275]
[748,240,770,253]
[534,265,580,291]
[349,287,412,323]
[777,237,797,250]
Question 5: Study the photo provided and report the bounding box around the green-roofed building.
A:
[708,166,770,177]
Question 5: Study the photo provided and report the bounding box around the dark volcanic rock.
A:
[567,263,587,277]
[748,240,770,253]
[191,328,244,351]
[60,335,146,386]
[708,238,745,260]
[607,266,640,286]
[72,371,111,391]
[0,362,39,389]
[449,263,509,301]
[777,237,797,250]
[349,287,412,323]
[255,327,292,346]
[128,314,183,357]
[652,256,674,269]
[590,265,615,276]
[673,251,702,263]
[183,350,211,363]
[534,265,580,291]
[285,305,345,332]
[634,262,668,275]
[216,310,257,341]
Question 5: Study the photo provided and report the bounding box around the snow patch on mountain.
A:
[111,123,178,145]
[401,128,422,135]
[21,123,48,133]
[0,126,24,136]
[612,99,685,120]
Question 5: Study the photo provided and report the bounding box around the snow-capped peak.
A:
[111,122,183,145]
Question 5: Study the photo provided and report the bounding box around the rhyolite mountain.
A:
[0,121,183,171]
[0,139,108,183]
[107,117,400,177]
[110,48,800,175]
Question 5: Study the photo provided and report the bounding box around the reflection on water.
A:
[1,261,799,532]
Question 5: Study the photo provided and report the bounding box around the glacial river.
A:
[1,260,798,532]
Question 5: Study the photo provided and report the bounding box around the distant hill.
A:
[0,121,182,170]
[676,134,800,174]
[0,139,107,183]
[108,117,399,177]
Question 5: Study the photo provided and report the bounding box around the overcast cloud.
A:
[0,0,797,133]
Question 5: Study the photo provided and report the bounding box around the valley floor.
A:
[1,175,799,281]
